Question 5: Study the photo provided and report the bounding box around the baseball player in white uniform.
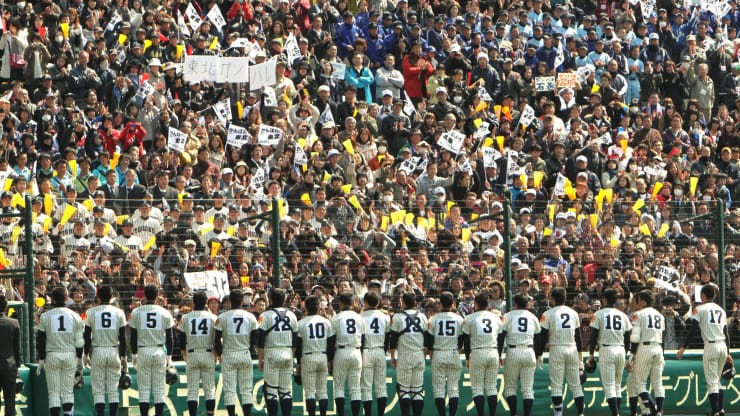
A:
[628,290,665,416]
[589,289,632,416]
[256,288,299,416]
[296,296,333,416]
[390,292,429,416]
[677,284,734,416]
[37,287,85,416]
[537,287,585,416]
[501,294,541,416]
[329,292,366,416]
[177,291,217,416]
[361,291,390,416]
[425,292,463,416]
[462,292,503,416]
[128,284,175,416]
[83,286,127,416]
[215,289,259,416]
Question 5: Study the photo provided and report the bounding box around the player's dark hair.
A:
[338,292,353,310]
[513,294,528,309]
[474,292,489,310]
[0,294,6,312]
[550,287,566,306]
[401,292,416,309]
[193,291,208,310]
[269,288,286,307]
[439,292,454,309]
[51,286,68,306]
[143,284,159,302]
[305,295,320,315]
[97,285,113,304]
[229,290,244,308]
[636,289,653,307]
[700,284,717,301]
[601,289,619,307]
[364,291,380,309]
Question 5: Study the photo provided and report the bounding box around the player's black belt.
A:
[508,345,533,348]
[434,348,458,351]
[472,346,495,350]
[642,342,661,346]
[187,348,213,353]
[93,345,118,348]
[337,345,359,349]
[361,346,384,349]
[708,340,725,344]
[303,352,326,356]
[601,344,620,347]
[140,344,164,348]
[550,344,576,347]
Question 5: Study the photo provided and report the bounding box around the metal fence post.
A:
[24,196,35,362]
[503,190,512,312]
[271,198,281,289]
[716,200,725,311]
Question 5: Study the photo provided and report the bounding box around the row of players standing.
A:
[27,283,732,416]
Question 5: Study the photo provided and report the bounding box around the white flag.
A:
[263,86,277,107]
[506,151,520,178]
[553,173,567,196]
[482,147,501,168]
[460,159,473,175]
[212,98,232,125]
[518,104,536,128]
[229,38,252,51]
[178,12,191,37]
[206,5,227,30]
[257,124,283,146]
[251,168,266,189]
[186,3,203,32]
[403,90,415,117]
[399,156,419,174]
[437,131,464,154]
[168,128,188,152]
[105,12,122,33]
[554,43,565,70]
[226,124,250,148]
[318,105,334,125]
[294,145,308,166]
[284,33,302,65]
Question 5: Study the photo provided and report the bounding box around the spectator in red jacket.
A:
[401,40,434,103]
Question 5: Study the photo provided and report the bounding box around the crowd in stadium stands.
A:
[0,0,738,357]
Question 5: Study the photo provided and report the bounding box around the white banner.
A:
[183,270,230,299]
[249,59,277,91]
[599,132,612,146]
[399,156,419,174]
[206,5,227,30]
[459,159,473,175]
[331,62,346,80]
[182,56,250,83]
[257,124,283,146]
[226,124,250,148]
[657,265,678,282]
[212,98,232,125]
[403,90,415,117]
[168,128,188,152]
[185,2,203,32]
[473,121,491,140]
[251,167,266,189]
[105,12,122,33]
[136,81,155,98]
[177,12,190,37]
[263,86,277,107]
[437,131,464,154]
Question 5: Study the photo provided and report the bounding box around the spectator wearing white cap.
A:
[469,51,501,102]
[374,54,404,100]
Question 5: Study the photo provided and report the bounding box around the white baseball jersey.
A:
[40,307,85,352]
[591,307,632,346]
[132,215,162,244]
[502,309,541,346]
[462,310,503,349]
[258,307,298,347]
[390,310,428,352]
[297,315,333,354]
[129,304,175,348]
[114,234,143,253]
[361,309,390,348]
[85,305,127,347]
[541,305,579,346]
[179,310,218,350]
[331,310,366,348]
[630,307,664,345]
[428,311,464,350]
[216,309,258,351]
[691,303,727,343]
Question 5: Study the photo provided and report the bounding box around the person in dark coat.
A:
[0,294,21,416]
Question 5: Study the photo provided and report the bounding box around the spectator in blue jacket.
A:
[345,53,375,103]
[334,12,363,60]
